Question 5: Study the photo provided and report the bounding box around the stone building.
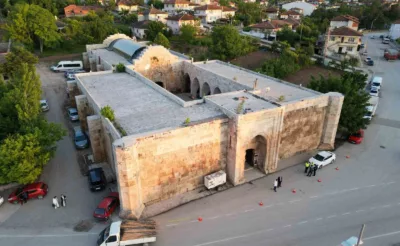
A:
[71,34,343,219]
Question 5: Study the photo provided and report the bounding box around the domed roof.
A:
[108,38,146,60]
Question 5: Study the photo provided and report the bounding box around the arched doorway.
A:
[155,81,164,88]
[183,73,191,93]
[202,82,211,97]
[244,135,267,172]
[192,78,200,99]
[213,87,222,94]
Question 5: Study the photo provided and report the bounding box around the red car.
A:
[93,192,120,220]
[8,182,48,204]
[348,130,364,144]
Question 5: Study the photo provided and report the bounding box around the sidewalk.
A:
[142,150,317,218]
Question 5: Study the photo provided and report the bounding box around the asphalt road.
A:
[151,32,400,246]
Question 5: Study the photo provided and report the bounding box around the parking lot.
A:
[0,62,118,233]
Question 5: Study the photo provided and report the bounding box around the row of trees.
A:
[0,47,65,184]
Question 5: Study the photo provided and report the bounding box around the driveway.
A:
[0,63,111,232]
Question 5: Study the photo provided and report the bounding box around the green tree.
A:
[6,4,60,53]
[218,0,229,6]
[180,24,197,43]
[82,11,117,43]
[30,0,58,15]
[277,25,299,47]
[235,2,263,26]
[154,32,170,48]
[308,72,370,133]
[258,49,301,79]
[147,0,164,9]
[211,25,256,60]
[145,21,165,41]
[0,46,38,78]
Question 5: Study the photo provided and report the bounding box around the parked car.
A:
[8,182,48,204]
[74,126,89,149]
[379,35,384,39]
[88,168,107,192]
[370,36,375,39]
[40,99,49,112]
[0,196,4,206]
[382,38,390,44]
[64,69,85,78]
[309,151,336,168]
[369,86,379,97]
[67,107,79,121]
[348,129,364,144]
[93,192,120,220]
[364,57,374,66]
[360,43,365,49]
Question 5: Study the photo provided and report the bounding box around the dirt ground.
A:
[284,65,344,87]
[230,50,279,70]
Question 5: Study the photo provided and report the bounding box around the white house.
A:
[138,7,169,23]
[280,10,301,20]
[282,1,316,16]
[190,0,212,5]
[264,7,279,19]
[330,15,359,31]
[163,0,199,14]
[131,20,151,39]
[116,0,138,12]
[194,5,235,23]
[166,14,197,34]
[325,26,362,59]
[389,19,400,40]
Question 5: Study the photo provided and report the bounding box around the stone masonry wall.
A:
[133,46,185,93]
[279,106,326,159]
[135,119,228,205]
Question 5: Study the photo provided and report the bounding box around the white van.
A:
[51,61,83,72]
[371,76,383,90]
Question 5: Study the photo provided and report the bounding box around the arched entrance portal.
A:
[183,74,191,93]
[213,87,222,94]
[244,135,267,173]
[192,78,200,99]
[202,82,211,97]
[155,81,164,88]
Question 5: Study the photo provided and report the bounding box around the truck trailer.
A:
[97,220,156,246]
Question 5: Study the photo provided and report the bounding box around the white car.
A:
[0,196,4,206]
[309,151,336,168]
[369,86,379,97]
[40,99,49,112]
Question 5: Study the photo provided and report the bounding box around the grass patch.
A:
[40,44,87,58]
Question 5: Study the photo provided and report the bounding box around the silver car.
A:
[40,99,49,112]
[67,108,79,121]
[74,126,89,149]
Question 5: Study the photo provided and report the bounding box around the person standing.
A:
[273,179,278,192]
[313,164,318,176]
[22,192,28,204]
[307,163,314,177]
[52,196,59,209]
[304,162,310,174]
[61,194,66,207]
[277,176,283,188]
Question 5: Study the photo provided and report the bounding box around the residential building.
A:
[64,4,102,17]
[389,19,400,40]
[248,20,293,39]
[260,0,269,5]
[290,7,303,14]
[325,26,362,59]
[75,33,342,219]
[166,14,197,34]
[131,20,152,39]
[194,5,236,23]
[191,0,212,5]
[330,15,359,31]
[280,10,301,20]
[137,7,169,23]
[264,7,279,19]
[116,0,138,12]
[282,1,316,16]
[163,0,193,13]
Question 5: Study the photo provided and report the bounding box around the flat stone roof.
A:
[195,61,319,102]
[78,72,224,135]
[207,91,278,115]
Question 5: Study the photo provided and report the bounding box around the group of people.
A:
[304,162,318,177]
[273,176,283,192]
[52,195,66,209]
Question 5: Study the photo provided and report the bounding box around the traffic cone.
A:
[259,202,264,206]
[198,217,203,222]
[335,167,339,170]
[292,189,296,193]
[346,155,350,159]
[318,179,322,182]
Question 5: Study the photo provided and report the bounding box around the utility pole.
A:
[356,224,365,246]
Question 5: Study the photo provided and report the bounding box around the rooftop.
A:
[195,61,319,102]
[166,14,196,21]
[77,72,224,135]
[143,7,168,15]
[331,15,359,23]
[132,20,151,29]
[91,48,132,65]
[330,26,362,36]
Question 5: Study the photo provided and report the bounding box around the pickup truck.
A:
[97,220,156,246]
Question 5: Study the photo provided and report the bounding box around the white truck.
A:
[97,220,156,246]
[364,96,379,120]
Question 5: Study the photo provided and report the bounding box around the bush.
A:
[116,63,125,73]
[100,105,115,122]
